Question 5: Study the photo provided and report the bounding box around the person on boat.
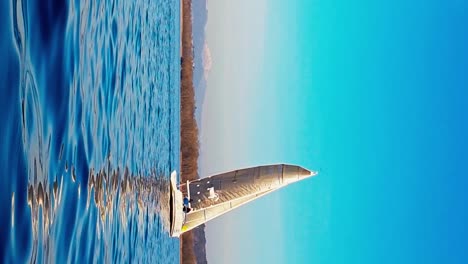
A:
[182,206,191,213]
[183,197,193,213]
[183,197,193,205]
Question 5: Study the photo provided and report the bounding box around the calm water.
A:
[0,0,180,262]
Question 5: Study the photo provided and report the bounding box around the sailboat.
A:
[169,164,317,237]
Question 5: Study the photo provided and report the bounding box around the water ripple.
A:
[3,0,180,262]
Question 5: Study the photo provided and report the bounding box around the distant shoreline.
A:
[179,0,202,263]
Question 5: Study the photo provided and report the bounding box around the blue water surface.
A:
[0,0,180,262]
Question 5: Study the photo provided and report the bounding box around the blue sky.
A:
[199,0,468,263]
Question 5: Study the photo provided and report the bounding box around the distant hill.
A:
[180,1,208,264]
[180,0,205,263]
[192,0,208,126]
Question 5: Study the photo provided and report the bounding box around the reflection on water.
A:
[2,0,180,262]
[26,162,172,263]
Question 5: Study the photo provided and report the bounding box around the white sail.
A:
[170,164,316,236]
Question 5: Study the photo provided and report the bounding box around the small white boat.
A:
[169,164,317,237]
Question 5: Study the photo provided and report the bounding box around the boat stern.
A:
[169,171,184,237]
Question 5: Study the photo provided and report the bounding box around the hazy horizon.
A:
[197,0,468,263]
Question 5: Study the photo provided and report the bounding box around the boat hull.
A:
[169,171,184,237]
